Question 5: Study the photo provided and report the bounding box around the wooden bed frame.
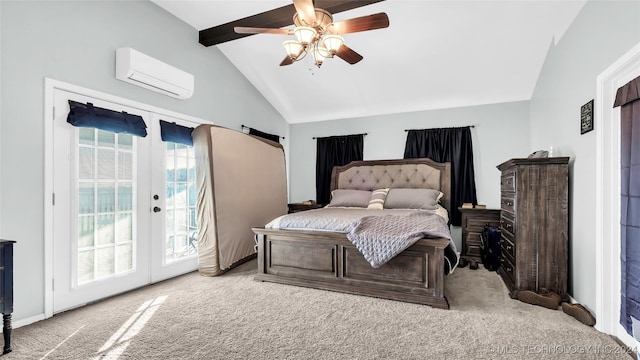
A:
[252,158,453,309]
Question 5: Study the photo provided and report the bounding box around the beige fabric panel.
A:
[193,125,287,276]
[336,164,441,191]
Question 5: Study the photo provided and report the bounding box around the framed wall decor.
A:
[581,99,594,134]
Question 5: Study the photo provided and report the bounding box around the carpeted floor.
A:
[7,260,633,359]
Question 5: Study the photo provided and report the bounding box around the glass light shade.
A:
[322,35,344,54]
[312,45,330,67]
[282,40,304,60]
[293,26,317,45]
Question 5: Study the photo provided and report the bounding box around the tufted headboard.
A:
[330,158,452,214]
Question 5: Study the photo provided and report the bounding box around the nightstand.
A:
[288,203,322,213]
[459,208,501,263]
[0,240,15,354]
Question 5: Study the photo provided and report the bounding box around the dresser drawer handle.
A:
[506,245,513,251]
[502,200,513,207]
[505,266,513,273]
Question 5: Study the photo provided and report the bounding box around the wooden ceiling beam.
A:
[198,0,385,47]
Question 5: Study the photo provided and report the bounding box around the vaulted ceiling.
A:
[151,0,586,124]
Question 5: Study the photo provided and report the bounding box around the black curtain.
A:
[403,127,477,226]
[247,127,280,143]
[316,134,364,205]
[67,100,147,137]
[615,76,640,336]
[159,120,194,146]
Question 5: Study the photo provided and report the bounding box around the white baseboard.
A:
[1,314,47,332]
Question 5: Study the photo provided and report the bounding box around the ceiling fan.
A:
[233,0,389,68]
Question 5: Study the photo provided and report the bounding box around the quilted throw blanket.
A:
[266,208,459,274]
[347,211,454,269]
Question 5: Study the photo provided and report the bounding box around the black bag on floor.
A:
[480,225,502,271]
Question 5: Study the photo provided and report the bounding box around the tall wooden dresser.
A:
[496,157,569,300]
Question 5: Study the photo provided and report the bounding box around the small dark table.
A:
[0,240,15,354]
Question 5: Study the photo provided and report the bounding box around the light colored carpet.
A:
[8,260,632,359]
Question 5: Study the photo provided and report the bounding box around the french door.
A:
[51,88,200,313]
[149,113,200,282]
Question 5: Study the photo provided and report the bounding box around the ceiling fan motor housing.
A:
[293,9,334,36]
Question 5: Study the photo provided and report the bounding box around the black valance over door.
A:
[404,126,477,226]
[159,120,194,146]
[316,134,364,205]
[66,100,147,137]
[615,76,640,336]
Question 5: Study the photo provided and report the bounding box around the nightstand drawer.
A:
[465,217,501,232]
[465,232,482,258]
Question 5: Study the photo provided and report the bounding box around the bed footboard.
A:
[252,228,450,309]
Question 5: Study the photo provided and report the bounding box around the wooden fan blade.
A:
[280,56,294,66]
[335,44,363,64]
[329,13,389,34]
[234,27,292,35]
[293,0,316,26]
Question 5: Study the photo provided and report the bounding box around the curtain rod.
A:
[313,132,368,140]
[404,125,475,132]
[241,124,285,139]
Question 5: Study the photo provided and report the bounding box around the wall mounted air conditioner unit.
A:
[116,47,194,99]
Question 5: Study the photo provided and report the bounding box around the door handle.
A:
[153,206,162,213]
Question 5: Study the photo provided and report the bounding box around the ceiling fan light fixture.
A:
[293,26,317,46]
[282,40,304,60]
[322,35,344,55]
[312,45,330,67]
[232,2,388,68]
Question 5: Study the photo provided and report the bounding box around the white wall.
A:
[288,100,531,249]
[529,0,640,310]
[0,1,3,237]
[0,0,287,324]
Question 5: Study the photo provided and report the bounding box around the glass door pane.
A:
[149,114,199,282]
[77,129,136,284]
[164,142,198,262]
